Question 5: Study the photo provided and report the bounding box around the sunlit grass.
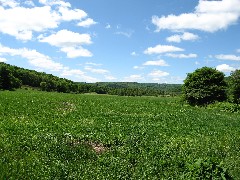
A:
[0,90,239,179]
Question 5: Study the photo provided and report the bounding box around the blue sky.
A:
[0,0,240,83]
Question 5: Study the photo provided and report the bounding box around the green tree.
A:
[40,82,47,91]
[228,69,240,104]
[183,67,227,106]
[0,64,21,90]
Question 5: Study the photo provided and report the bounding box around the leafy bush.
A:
[183,67,227,106]
[184,158,232,179]
[228,69,240,104]
[207,102,240,113]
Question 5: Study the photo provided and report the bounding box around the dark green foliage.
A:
[183,67,227,106]
[0,63,22,90]
[184,158,232,179]
[228,69,240,104]
[207,102,240,113]
[40,81,47,91]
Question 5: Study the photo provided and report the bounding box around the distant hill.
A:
[0,62,182,96]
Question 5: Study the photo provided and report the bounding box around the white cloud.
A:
[58,7,87,21]
[215,54,240,61]
[0,57,7,62]
[85,62,102,66]
[0,44,64,71]
[39,30,92,58]
[166,53,197,58]
[133,66,144,70]
[61,47,92,58]
[0,6,60,40]
[39,29,92,47]
[0,0,19,8]
[152,0,240,32]
[148,70,169,77]
[0,1,95,41]
[61,69,99,82]
[24,0,35,7]
[104,75,117,81]
[39,0,71,8]
[80,75,99,83]
[166,32,199,43]
[77,18,97,28]
[144,45,184,55]
[105,24,111,29]
[216,64,236,72]
[115,30,134,38]
[84,66,109,74]
[61,69,84,76]
[143,59,169,66]
[124,74,144,82]
[131,52,138,56]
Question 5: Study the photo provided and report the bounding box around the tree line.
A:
[0,63,182,96]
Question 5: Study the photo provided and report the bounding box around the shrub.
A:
[207,102,240,113]
[184,158,232,179]
[228,69,240,104]
[183,67,227,106]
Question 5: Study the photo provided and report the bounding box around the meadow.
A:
[0,90,239,179]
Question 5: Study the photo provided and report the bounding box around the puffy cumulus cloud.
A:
[144,45,184,55]
[58,7,87,21]
[0,6,59,40]
[39,30,93,58]
[152,0,240,32]
[216,64,236,72]
[148,70,169,77]
[0,44,64,71]
[0,45,64,71]
[0,57,7,62]
[61,47,92,58]
[166,53,197,58]
[38,29,92,46]
[0,0,96,40]
[143,59,169,66]
[215,54,240,61]
[77,18,97,28]
[84,66,109,74]
[166,32,199,43]
[124,74,144,82]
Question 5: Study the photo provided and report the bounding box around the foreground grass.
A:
[0,90,239,179]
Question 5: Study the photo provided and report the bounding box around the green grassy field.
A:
[0,90,239,179]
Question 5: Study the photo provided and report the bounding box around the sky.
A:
[0,0,240,83]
